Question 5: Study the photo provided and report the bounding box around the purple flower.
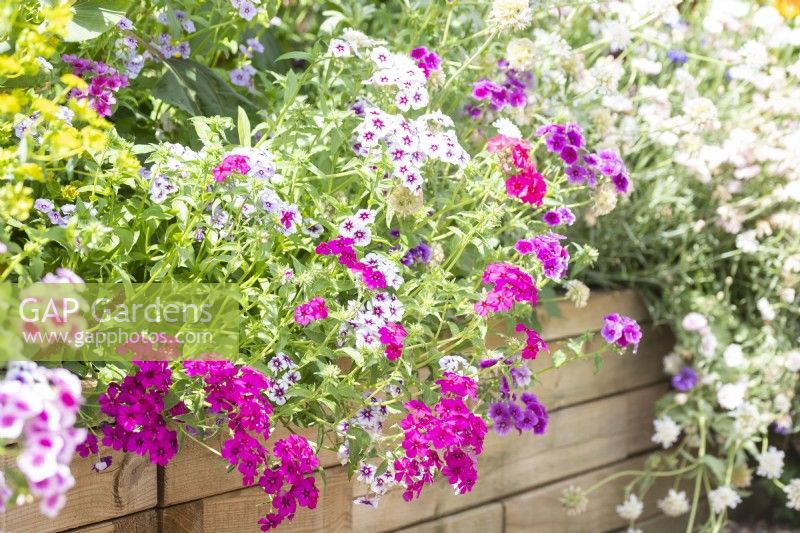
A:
[667,49,688,65]
[601,314,642,352]
[543,210,562,227]
[557,207,575,225]
[611,172,631,195]
[34,198,54,213]
[247,38,264,54]
[230,65,256,88]
[518,233,569,279]
[671,367,698,392]
[545,134,567,153]
[560,146,578,165]
[117,17,134,30]
[464,104,481,118]
[237,0,257,20]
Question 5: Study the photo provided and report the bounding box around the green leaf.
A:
[153,59,259,120]
[701,455,727,484]
[65,0,130,42]
[276,51,311,63]
[552,350,567,368]
[283,70,300,106]
[237,106,251,147]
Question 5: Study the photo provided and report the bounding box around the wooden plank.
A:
[616,512,694,533]
[540,289,648,340]
[159,466,351,533]
[353,383,667,532]
[488,289,648,345]
[394,503,504,533]
[1,449,156,533]
[65,509,157,532]
[503,455,676,532]
[533,324,672,411]
[159,424,340,507]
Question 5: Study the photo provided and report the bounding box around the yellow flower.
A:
[61,183,80,202]
[60,73,88,91]
[0,182,34,221]
[14,163,44,182]
[49,128,82,159]
[776,0,800,18]
[42,3,73,37]
[31,98,61,120]
[0,92,23,114]
[0,55,23,77]
[116,151,141,176]
[81,126,108,153]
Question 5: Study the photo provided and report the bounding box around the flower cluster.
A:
[354,107,470,194]
[491,136,548,207]
[0,362,86,517]
[536,123,631,195]
[468,62,533,116]
[338,209,377,248]
[294,297,328,326]
[342,292,405,354]
[33,198,95,227]
[515,323,548,360]
[600,314,642,352]
[410,47,441,78]
[213,154,251,182]
[183,361,274,485]
[488,392,548,436]
[62,55,129,117]
[474,263,538,316]
[515,233,570,279]
[97,361,179,466]
[258,435,320,531]
[393,373,487,501]
[543,207,576,227]
[265,352,301,406]
[400,241,432,266]
[378,322,408,361]
[316,237,388,290]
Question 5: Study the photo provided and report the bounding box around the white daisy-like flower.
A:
[488,0,532,31]
[784,479,800,510]
[657,489,690,517]
[506,37,536,70]
[652,415,681,448]
[717,381,747,410]
[681,312,708,331]
[723,344,746,368]
[708,486,741,514]
[616,494,643,521]
[756,447,785,479]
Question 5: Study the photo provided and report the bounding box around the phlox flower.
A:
[601,314,642,352]
[294,297,328,326]
[516,233,570,279]
[515,323,548,360]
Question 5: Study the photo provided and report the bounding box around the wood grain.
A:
[394,503,504,533]
[159,466,351,533]
[66,510,158,532]
[503,454,678,533]
[1,450,156,533]
[532,324,672,411]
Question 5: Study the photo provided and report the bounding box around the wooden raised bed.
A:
[2,290,679,533]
